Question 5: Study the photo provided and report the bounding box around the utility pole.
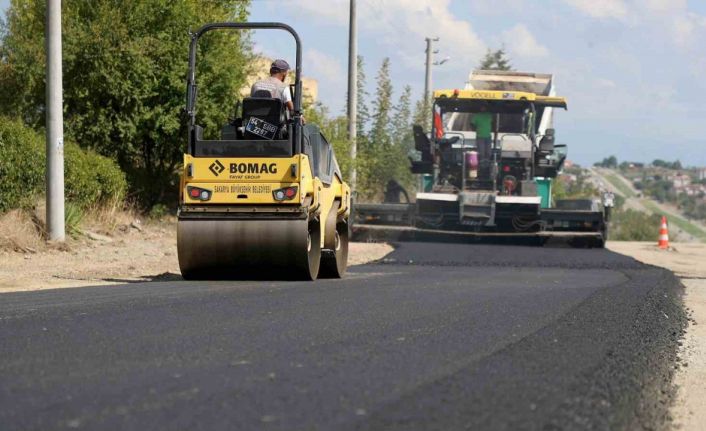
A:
[347,0,358,193]
[424,37,439,108]
[46,0,65,241]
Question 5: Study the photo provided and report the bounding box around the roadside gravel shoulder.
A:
[0,223,392,293]
[607,241,706,431]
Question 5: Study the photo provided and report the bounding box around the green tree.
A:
[552,170,599,202]
[356,57,413,199]
[0,0,251,206]
[368,58,393,148]
[594,155,618,168]
[478,48,512,71]
[357,57,393,199]
[412,98,431,132]
[355,55,370,137]
[392,85,412,148]
[651,159,682,170]
[304,102,351,177]
[389,84,414,190]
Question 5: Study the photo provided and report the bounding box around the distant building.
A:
[682,184,706,197]
[698,168,706,181]
[301,78,318,105]
[239,56,318,105]
[558,173,577,185]
[671,173,691,189]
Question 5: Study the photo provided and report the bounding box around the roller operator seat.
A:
[241,89,287,140]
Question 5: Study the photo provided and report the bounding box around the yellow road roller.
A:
[177,23,350,280]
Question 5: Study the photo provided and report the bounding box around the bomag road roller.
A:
[177,23,350,280]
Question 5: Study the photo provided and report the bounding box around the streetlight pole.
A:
[46,0,64,242]
[347,0,358,194]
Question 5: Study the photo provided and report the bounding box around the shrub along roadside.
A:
[64,142,127,208]
[0,117,45,211]
[0,116,127,213]
[610,209,661,241]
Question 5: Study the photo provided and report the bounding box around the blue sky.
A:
[247,0,706,167]
[3,0,706,166]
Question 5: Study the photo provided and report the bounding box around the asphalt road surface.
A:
[0,243,685,430]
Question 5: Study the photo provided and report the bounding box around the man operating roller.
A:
[251,59,294,114]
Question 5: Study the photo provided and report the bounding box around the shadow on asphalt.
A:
[100,272,184,284]
[101,270,333,283]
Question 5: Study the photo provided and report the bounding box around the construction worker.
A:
[471,104,493,178]
[384,179,410,203]
[251,59,294,114]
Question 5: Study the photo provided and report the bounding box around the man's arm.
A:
[282,87,294,112]
[282,86,303,123]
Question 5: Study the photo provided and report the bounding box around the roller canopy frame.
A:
[185,22,304,154]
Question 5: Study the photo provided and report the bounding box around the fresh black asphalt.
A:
[0,243,685,430]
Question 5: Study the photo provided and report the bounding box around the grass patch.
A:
[81,198,137,235]
[603,172,636,198]
[64,203,84,238]
[0,209,44,252]
[641,200,706,241]
[1,198,140,252]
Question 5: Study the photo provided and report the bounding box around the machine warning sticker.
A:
[245,117,278,140]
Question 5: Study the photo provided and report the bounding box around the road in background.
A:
[589,168,706,242]
[0,243,684,430]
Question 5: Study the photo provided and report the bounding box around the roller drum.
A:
[177,217,321,280]
[320,201,349,278]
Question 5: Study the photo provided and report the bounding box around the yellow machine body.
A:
[178,152,350,280]
[180,153,350,241]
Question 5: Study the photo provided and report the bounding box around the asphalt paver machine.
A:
[353,71,611,247]
[177,23,350,280]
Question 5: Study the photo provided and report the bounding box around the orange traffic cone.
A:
[658,216,669,249]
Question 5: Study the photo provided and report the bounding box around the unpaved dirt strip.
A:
[671,279,706,431]
[0,225,392,292]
